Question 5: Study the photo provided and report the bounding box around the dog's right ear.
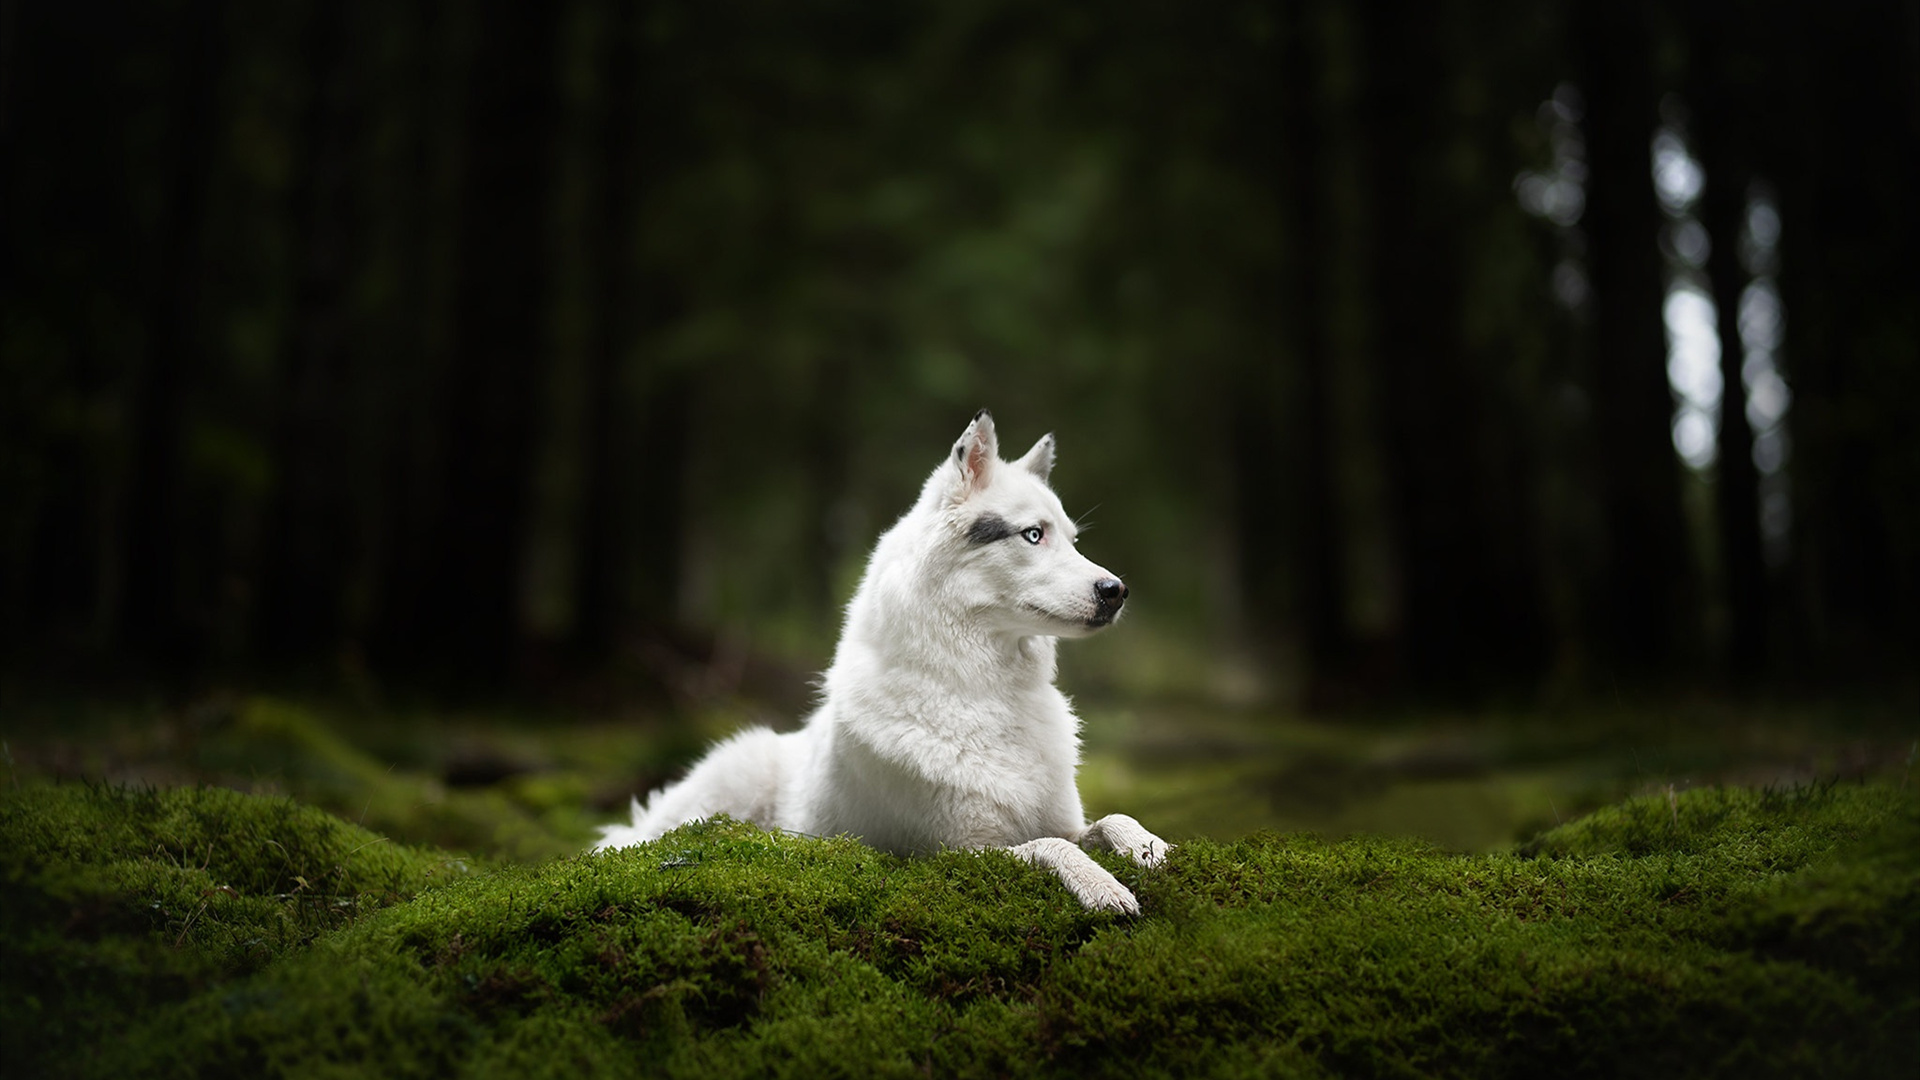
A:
[949,409,998,500]
[1014,433,1055,484]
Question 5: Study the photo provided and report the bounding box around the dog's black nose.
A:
[1094,578,1127,606]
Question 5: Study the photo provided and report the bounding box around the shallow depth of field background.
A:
[1,0,1914,849]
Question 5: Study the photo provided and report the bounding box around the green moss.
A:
[5,779,1914,1078]
[1731,789,1920,1001]
[191,698,600,860]
[0,782,471,1075]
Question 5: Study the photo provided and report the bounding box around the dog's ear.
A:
[949,409,998,499]
[1014,433,1055,484]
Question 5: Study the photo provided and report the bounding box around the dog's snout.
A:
[1094,578,1128,607]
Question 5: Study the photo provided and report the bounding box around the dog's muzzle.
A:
[1089,577,1128,626]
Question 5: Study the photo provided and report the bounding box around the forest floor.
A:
[1,692,1915,1076]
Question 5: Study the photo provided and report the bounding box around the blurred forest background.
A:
[1,0,1914,757]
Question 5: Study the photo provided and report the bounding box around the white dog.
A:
[595,411,1168,913]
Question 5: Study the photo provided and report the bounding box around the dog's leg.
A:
[1077,813,1170,868]
[1008,837,1140,915]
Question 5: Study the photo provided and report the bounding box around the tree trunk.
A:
[1768,3,1918,678]
[118,0,225,679]
[1358,2,1549,696]
[409,0,562,682]
[1697,160,1768,679]
[573,3,694,664]
[574,1,642,662]
[1281,0,1349,699]
[254,0,356,666]
[1576,0,1691,675]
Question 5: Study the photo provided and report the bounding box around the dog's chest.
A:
[818,692,1082,851]
[855,685,1073,780]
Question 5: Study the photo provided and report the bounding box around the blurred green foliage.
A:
[2,0,1912,703]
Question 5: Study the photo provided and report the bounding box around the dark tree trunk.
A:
[1576,0,1691,675]
[254,0,356,666]
[573,348,692,663]
[573,4,694,663]
[1221,23,1290,658]
[5,2,144,658]
[1359,1,1549,696]
[0,0,15,339]
[573,1,643,663]
[630,369,691,629]
[1281,0,1349,698]
[1682,13,1772,682]
[1363,5,1461,691]
[408,0,562,682]
[118,0,225,678]
[1697,157,1768,678]
[364,3,451,678]
[1767,5,1918,677]
[574,341,693,660]
[1228,365,1290,648]
[19,395,104,652]
[1226,8,1324,678]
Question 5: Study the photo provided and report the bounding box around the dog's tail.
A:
[591,726,790,852]
[591,796,656,852]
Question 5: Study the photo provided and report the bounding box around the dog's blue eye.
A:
[1022,526,1043,544]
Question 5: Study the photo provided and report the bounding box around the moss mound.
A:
[192,697,604,860]
[3,780,1913,1078]
[0,782,473,1074]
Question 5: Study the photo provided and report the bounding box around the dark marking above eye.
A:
[967,514,1013,544]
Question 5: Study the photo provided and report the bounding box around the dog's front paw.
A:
[1086,813,1171,869]
[1073,876,1142,916]
[1131,836,1172,869]
[1010,836,1143,915]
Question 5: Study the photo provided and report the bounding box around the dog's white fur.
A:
[594,411,1168,913]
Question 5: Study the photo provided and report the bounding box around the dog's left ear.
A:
[1014,433,1055,484]
[950,409,998,499]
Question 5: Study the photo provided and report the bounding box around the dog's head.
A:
[930,410,1127,638]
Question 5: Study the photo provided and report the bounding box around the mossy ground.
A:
[2,697,1915,1077]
